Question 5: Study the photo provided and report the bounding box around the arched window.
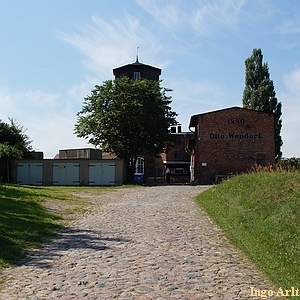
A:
[135,157,144,174]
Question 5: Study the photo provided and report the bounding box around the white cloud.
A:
[136,0,181,28]
[0,87,89,158]
[188,0,246,35]
[59,14,164,80]
[67,80,94,104]
[17,90,60,110]
[0,88,60,118]
[136,0,246,36]
[276,16,300,49]
[25,113,90,158]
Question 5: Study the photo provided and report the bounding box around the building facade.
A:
[189,107,275,184]
[11,148,124,186]
[135,125,194,184]
[12,159,124,186]
[161,125,193,183]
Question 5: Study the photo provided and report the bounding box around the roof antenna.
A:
[136,46,140,63]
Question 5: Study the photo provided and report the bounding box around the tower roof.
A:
[132,55,141,65]
[113,57,162,80]
[113,58,161,71]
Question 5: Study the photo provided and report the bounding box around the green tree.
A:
[0,118,33,182]
[242,48,283,160]
[75,77,178,181]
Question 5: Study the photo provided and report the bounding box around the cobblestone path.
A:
[0,185,278,299]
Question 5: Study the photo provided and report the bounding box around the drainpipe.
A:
[188,124,198,183]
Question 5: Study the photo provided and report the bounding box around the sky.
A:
[1,0,299,158]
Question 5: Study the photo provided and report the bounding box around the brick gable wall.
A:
[193,107,275,184]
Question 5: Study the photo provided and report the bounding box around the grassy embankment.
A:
[0,184,128,271]
[196,170,299,294]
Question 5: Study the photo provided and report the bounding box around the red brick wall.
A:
[165,133,193,162]
[143,132,194,179]
[193,107,275,184]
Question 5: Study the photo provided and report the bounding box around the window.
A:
[135,157,144,174]
[170,126,176,133]
[174,168,188,174]
[256,154,266,166]
[134,72,141,80]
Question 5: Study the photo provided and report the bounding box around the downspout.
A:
[187,125,196,182]
[184,133,191,155]
[186,125,195,155]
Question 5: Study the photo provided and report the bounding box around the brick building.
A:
[135,125,193,184]
[188,107,275,184]
[161,125,193,183]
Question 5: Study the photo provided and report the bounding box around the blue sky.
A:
[1,0,299,158]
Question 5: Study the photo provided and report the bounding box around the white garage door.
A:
[17,163,43,185]
[52,163,80,185]
[88,163,116,185]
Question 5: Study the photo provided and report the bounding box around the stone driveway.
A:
[0,185,279,299]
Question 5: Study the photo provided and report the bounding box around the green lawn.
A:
[196,171,300,297]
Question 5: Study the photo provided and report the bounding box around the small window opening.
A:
[134,72,141,80]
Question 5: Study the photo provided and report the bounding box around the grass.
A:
[0,184,134,270]
[196,171,299,296]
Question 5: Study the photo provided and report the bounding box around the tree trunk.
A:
[124,157,135,184]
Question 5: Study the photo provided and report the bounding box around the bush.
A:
[277,157,300,171]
